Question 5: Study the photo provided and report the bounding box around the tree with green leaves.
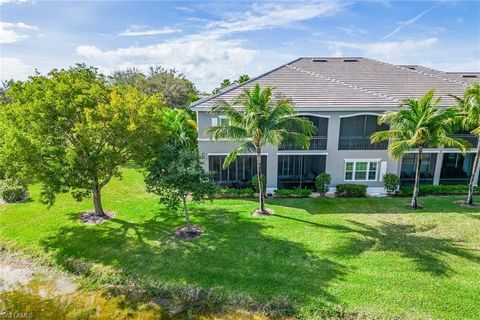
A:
[0,64,165,217]
[162,108,198,148]
[145,145,216,235]
[110,66,197,108]
[206,84,315,215]
[371,90,469,209]
[451,83,480,206]
[236,74,250,84]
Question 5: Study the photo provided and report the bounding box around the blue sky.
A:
[1,0,479,91]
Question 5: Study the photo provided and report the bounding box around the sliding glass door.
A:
[277,155,326,189]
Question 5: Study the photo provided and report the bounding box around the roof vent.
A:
[343,59,358,62]
[462,74,478,78]
[312,59,328,62]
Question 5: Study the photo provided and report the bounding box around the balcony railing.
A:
[338,137,388,150]
[449,134,478,148]
[279,136,327,150]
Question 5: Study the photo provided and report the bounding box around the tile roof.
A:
[191,57,478,110]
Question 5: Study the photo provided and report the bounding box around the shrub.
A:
[335,184,367,197]
[400,184,479,196]
[217,187,254,198]
[0,179,28,203]
[252,174,266,193]
[274,188,312,198]
[315,173,331,196]
[383,173,400,194]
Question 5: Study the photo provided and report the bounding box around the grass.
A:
[1,168,480,319]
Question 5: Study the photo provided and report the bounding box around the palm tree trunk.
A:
[256,146,266,213]
[92,180,106,217]
[182,193,192,230]
[411,146,423,209]
[466,144,480,205]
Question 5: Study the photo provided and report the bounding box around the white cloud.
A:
[0,21,39,44]
[0,0,28,5]
[118,26,181,37]
[206,1,345,36]
[328,38,438,59]
[76,38,259,90]
[76,2,345,90]
[0,57,31,80]
[381,4,439,41]
[175,6,194,13]
[337,25,368,37]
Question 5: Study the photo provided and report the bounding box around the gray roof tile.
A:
[191,57,478,110]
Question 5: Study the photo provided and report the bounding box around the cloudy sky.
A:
[1,0,479,91]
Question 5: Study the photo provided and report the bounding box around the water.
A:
[0,256,270,319]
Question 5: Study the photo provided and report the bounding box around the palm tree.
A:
[206,84,315,215]
[451,83,480,206]
[371,90,469,209]
[163,108,197,148]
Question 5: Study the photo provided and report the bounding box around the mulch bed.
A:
[251,208,274,217]
[79,211,115,225]
[174,226,203,240]
[455,200,480,208]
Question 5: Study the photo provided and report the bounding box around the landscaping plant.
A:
[145,145,217,236]
[383,173,400,194]
[336,184,367,197]
[315,173,331,196]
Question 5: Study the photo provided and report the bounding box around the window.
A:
[440,153,475,185]
[208,155,266,187]
[400,153,437,185]
[339,115,388,150]
[277,155,326,189]
[345,161,378,181]
[219,117,230,126]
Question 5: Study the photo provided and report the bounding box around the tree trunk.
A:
[466,144,480,205]
[256,146,266,214]
[92,181,106,217]
[411,146,423,209]
[182,193,192,230]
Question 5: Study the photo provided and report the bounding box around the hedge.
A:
[400,184,479,196]
[274,188,312,198]
[215,187,255,198]
[336,184,367,197]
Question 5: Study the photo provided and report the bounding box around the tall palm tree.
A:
[206,84,315,215]
[371,90,469,209]
[451,83,480,206]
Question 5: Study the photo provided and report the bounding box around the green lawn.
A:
[1,168,479,319]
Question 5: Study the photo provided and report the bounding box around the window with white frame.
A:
[345,160,378,181]
[219,116,230,126]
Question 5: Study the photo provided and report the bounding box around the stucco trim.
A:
[277,152,328,155]
[339,112,382,118]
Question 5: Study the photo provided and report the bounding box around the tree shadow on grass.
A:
[261,196,477,215]
[274,215,480,277]
[40,207,346,314]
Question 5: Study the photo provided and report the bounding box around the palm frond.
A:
[206,125,247,141]
[388,140,413,159]
[223,141,256,169]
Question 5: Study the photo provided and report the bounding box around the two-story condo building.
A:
[191,57,480,195]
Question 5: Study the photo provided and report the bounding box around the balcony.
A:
[279,136,327,151]
[449,134,478,148]
[338,137,388,150]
